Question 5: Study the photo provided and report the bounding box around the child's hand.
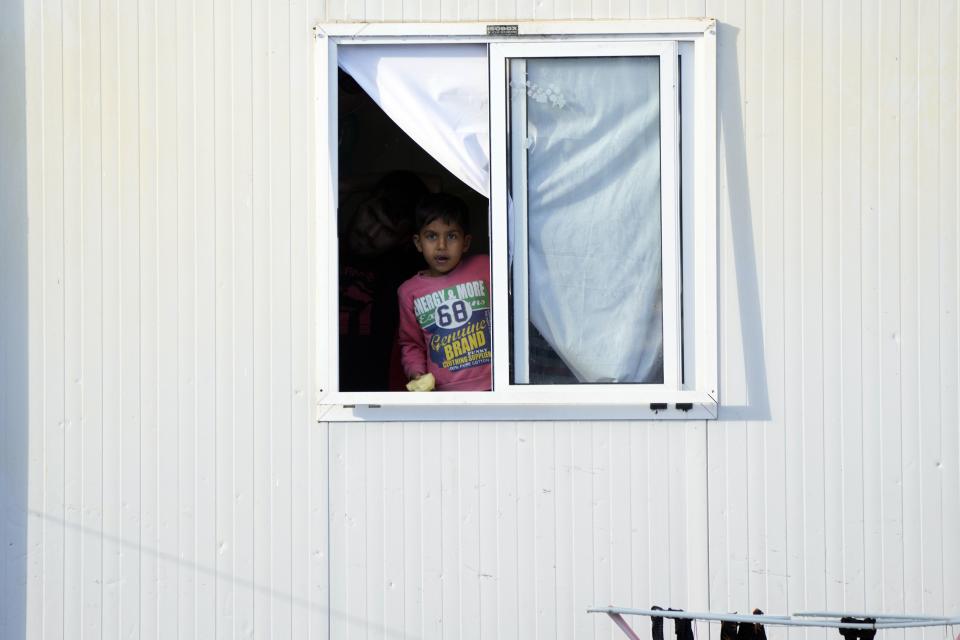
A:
[405,373,435,392]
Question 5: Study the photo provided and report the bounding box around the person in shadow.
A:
[339,171,428,391]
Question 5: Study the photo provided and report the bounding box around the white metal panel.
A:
[402,422,425,638]
[821,0,845,615]
[703,2,960,639]
[859,0,886,618]
[878,0,906,616]
[915,0,945,623]
[441,422,462,640]
[63,0,88,632]
[329,422,709,638]
[5,0,960,639]
[99,1,125,637]
[751,0,786,616]
[838,0,867,614]
[10,0,328,636]
[156,0,181,633]
[898,0,923,621]
[41,0,69,637]
[938,1,960,620]
[801,0,827,620]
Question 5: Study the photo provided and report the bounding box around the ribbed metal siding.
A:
[708,0,960,630]
[3,0,327,638]
[328,421,707,639]
[1,1,958,639]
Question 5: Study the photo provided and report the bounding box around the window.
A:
[316,20,718,421]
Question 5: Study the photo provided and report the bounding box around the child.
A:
[397,194,492,391]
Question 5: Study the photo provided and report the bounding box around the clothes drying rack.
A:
[588,607,960,640]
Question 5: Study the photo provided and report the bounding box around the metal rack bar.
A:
[795,612,956,622]
[588,606,960,640]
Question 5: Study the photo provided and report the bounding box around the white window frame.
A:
[315,20,718,422]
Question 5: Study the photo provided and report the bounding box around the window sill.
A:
[317,390,718,421]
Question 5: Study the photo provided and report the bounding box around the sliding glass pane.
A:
[508,56,664,384]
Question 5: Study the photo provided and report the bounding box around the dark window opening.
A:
[337,70,490,391]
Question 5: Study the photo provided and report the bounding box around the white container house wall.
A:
[1,1,958,639]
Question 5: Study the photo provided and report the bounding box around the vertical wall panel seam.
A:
[80,0,89,628]
[704,425,711,610]
[780,0,791,615]
[175,0,183,631]
[284,0,291,630]
[270,0,277,622]
[73,0,83,631]
[422,422,427,637]
[60,0,68,631]
[327,421,333,640]
[514,422,519,639]
[666,421,673,598]
[607,423,612,622]
[213,2,222,638]
[584,420,597,634]
[111,4,120,633]
[365,422,370,636]
[265,0,272,629]
[859,0,883,603]
[553,422,559,635]
[798,0,808,611]
[458,423,464,640]
[856,0,865,606]
[915,1,926,613]
[759,0,769,611]
[135,0,142,628]
[897,0,905,613]
[838,0,845,599]
[819,0,828,613]
[39,0,47,630]
[939,0,948,612]
[154,0,161,630]
[197,0,205,627]
[98,0,106,629]
[155,0,162,630]
[874,0,883,607]
[702,419,711,613]
[953,0,960,615]
[839,0,861,607]
[745,0,754,608]
[378,422,384,633]
[453,423,471,637]
[193,0,202,624]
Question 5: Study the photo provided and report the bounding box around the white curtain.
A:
[517,57,663,383]
[338,44,490,196]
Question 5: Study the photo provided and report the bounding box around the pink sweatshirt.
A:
[397,254,492,391]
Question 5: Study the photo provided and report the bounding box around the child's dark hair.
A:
[415,193,470,234]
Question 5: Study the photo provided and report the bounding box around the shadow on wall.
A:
[0,0,28,636]
[715,23,771,422]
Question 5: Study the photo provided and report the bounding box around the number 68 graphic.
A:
[435,299,471,329]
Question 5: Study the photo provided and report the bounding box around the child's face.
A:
[346,195,411,257]
[413,218,471,277]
